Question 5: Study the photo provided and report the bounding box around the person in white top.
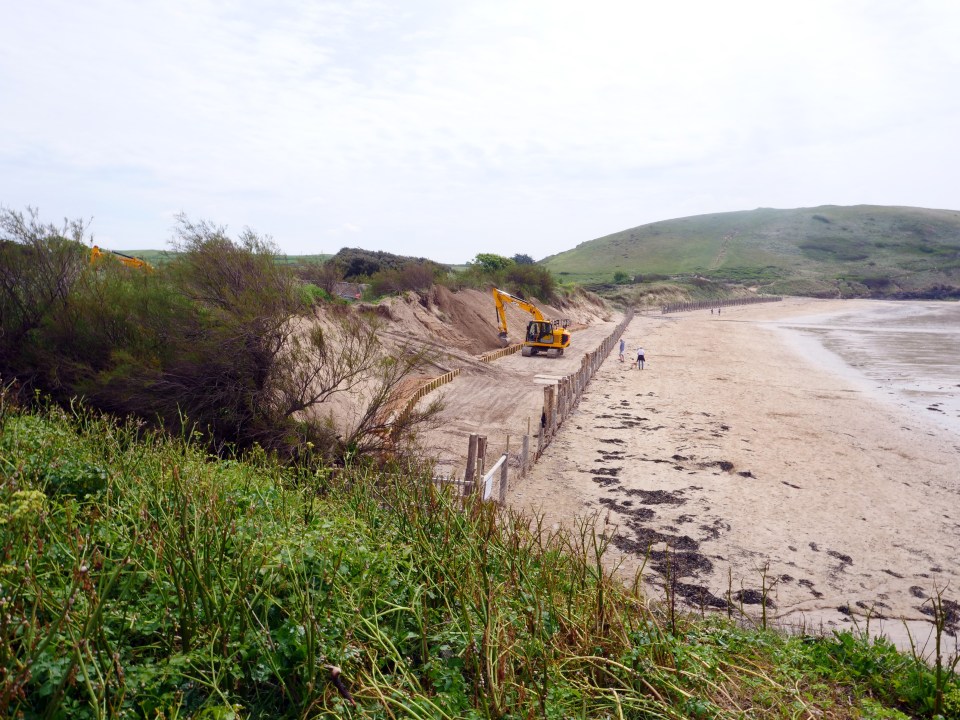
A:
[636,347,645,370]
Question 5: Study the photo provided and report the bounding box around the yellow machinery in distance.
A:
[90,245,152,270]
[492,287,571,357]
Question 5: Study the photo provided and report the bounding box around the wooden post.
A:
[544,386,556,436]
[464,433,478,496]
[521,434,530,474]
[477,435,487,478]
[499,451,509,504]
[556,381,564,426]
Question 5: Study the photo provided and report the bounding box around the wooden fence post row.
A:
[660,295,782,314]
[532,310,633,461]
[479,344,523,363]
[394,367,462,430]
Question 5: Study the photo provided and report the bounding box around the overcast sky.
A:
[2,1,959,263]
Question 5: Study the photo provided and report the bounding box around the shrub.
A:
[503,263,556,300]
[368,262,440,296]
[295,259,343,296]
[332,247,446,280]
[0,207,89,385]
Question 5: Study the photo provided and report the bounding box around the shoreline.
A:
[508,298,960,653]
[772,300,960,438]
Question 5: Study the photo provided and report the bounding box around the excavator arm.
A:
[90,245,152,270]
[492,287,545,343]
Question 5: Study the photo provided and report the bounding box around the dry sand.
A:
[508,298,960,650]
[419,315,623,476]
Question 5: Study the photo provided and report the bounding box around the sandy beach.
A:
[509,298,960,649]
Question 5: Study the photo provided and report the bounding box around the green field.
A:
[542,205,960,298]
[115,249,332,266]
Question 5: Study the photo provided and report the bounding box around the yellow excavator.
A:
[492,288,571,357]
[90,245,152,270]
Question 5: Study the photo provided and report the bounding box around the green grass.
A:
[2,398,958,718]
[113,250,333,267]
[542,205,960,298]
[274,253,333,265]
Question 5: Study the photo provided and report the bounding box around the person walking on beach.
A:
[619,338,625,362]
[637,346,645,370]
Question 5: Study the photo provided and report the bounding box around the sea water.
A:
[775,301,960,438]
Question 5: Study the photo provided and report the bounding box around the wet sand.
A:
[776,301,960,436]
[509,298,960,652]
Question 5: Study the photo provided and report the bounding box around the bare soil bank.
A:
[508,298,959,647]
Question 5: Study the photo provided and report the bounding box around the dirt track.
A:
[417,314,623,477]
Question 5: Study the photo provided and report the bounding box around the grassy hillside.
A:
[4,400,958,718]
[542,205,960,298]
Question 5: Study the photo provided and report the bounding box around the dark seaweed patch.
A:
[598,497,655,521]
[827,550,853,565]
[734,589,775,608]
[622,488,686,505]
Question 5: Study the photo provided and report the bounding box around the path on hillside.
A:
[418,315,624,477]
[709,230,737,270]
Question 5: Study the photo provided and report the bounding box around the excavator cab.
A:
[521,321,570,356]
[526,321,554,343]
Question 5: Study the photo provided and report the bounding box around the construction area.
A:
[362,286,622,489]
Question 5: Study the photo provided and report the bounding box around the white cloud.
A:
[1,0,958,261]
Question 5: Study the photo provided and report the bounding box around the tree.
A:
[512,253,535,265]
[472,253,514,273]
[0,207,89,386]
[298,259,344,297]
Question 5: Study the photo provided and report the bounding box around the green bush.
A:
[503,263,556,300]
[368,261,440,296]
[331,247,447,280]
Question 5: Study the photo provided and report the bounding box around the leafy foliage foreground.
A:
[1,400,957,718]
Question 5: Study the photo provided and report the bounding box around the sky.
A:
[2,1,959,263]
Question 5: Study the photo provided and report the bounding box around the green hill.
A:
[542,205,960,298]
